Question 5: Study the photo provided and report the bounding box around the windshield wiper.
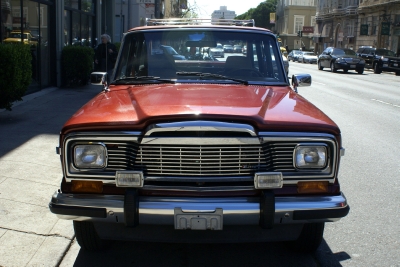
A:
[111,76,175,84]
[176,72,248,85]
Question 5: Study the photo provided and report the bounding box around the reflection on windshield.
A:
[114,30,286,84]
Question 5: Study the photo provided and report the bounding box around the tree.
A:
[235,0,278,29]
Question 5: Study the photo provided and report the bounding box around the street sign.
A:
[302,26,314,33]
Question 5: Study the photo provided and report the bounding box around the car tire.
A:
[73,221,105,251]
[357,68,364,74]
[373,63,382,74]
[318,61,323,70]
[287,223,325,253]
[330,62,337,72]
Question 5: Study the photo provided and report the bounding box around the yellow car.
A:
[4,31,38,47]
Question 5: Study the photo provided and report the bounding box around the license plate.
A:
[350,65,356,68]
[174,208,223,230]
[383,64,388,67]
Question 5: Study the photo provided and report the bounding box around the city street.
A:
[0,63,399,267]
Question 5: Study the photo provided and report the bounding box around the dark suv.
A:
[357,47,400,75]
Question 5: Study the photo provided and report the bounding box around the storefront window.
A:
[1,0,12,41]
[64,0,95,47]
[64,10,71,46]
[81,0,93,12]
[65,0,78,9]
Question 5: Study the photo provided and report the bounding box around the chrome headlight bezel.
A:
[294,143,328,170]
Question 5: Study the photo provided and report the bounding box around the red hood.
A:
[62,84,339,134]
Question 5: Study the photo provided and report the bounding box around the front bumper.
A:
[335,62,364,70]
[49,192,349,226]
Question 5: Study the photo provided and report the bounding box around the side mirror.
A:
[91,72,107,85]
[90,72,109,91]
[291,74,311,93]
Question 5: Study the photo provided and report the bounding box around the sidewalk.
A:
[0,84,101,267]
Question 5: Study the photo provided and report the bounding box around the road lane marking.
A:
[313,82,326,85]
[371,99,400,108]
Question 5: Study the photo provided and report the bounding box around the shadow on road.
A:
[0,86,100,158]
[71,238,350,267]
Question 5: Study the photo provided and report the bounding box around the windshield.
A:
[333,49,356,56]
[376,49,395,57]
[9,33,28,39]
[114,29,286,84]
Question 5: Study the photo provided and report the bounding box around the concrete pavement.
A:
[0,85,101,267]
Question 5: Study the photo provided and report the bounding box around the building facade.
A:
[211,6,236,23]
[357,0,400,55]
[315,0,400,55]
[0,0,168,94]
[275,0,317,52]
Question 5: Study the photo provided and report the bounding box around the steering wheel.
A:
[226,68,263,77]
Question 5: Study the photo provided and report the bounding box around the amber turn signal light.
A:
[297,181,329,194]
[71,180,103,193]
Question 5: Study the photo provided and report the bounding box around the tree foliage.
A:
[0,44,32,110]
[236,0,277,30]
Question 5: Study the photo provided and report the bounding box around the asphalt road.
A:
[291,62,400,267]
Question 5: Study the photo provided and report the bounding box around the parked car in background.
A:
[209,43,224,58]
[242,45,247,55]
[4,30,38,47]
[357,47,400,75]
[287,50,303,62]
[298,52,318,64]
[49,18,349,254]
[318,47,365,74]
[160,45,186,60]
[233,45,242,53]
[223,44,234,53]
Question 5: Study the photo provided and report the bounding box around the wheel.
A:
[318,61,323,70]
[73,221,105,251]
[287,223,325,253]
[330,62,337,72]
[226,68,263,77]
[373,63,382,74]
[357,68,364,74]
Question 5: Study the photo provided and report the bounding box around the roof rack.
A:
[145,18,255,27]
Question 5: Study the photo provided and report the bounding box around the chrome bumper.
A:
[49,192,349,225]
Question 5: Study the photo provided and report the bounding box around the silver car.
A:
[209,43,225,58]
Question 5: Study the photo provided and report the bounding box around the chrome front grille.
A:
[104,142,297,176]
[134,145,267,176]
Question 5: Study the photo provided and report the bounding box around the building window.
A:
[294,15,304,33]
